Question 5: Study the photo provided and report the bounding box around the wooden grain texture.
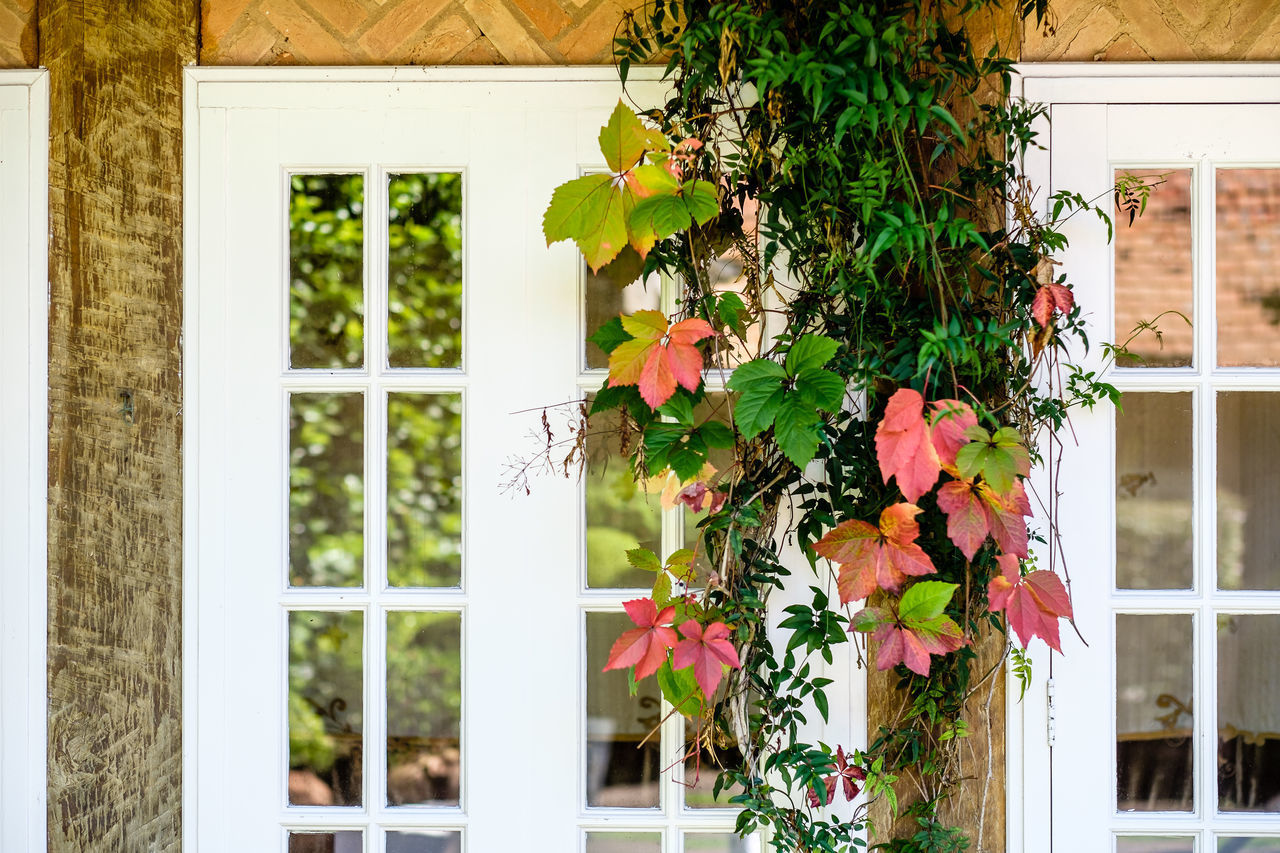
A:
[0,0,34,66]
[40,1,197,849]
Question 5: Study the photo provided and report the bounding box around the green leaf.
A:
[684,179,721,225]
[657,659,702,717]
[794,369,845,411]
[659,393,695,425]
[587,316,630,356]
[716,291,746,332]
[785,334,840,376]
[631,163,681,195]
[699,420,734,448]
[652,571,673,607]
[543,173,613,245]
[626,547,663,572]
[774,396,823,467]
[594,244,647,287]
[599,100,663,173]
[898,580,959,623]
[727,358,787,389]
[733,384,784,440]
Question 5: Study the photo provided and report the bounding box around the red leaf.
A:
[604,598,678,679]
[607,312,715,409]
[872,623,931,676]
[672,620,741,699]
[928,399,978,470]
[875,389,941,502]
[1032,283,1074,329]
[807,746,865,807]
[981,479,1032,558]
[988,555,1072,652]
[936,479,989,561]
[815,504,937,603]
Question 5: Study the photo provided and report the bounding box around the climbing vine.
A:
[537,1,1132,849]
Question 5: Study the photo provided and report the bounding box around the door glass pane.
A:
[387,173,463,369]
[1216,168,1280,367]
[584,265,660,369]
[1217,614,1280,812]
[1219,840,1280,852]
[289,611,364,807]
[1217,392,1280,590]
[386,611,461,807]
[288,831,363,853]
[1116,614,1194,812]
[291,393,365,588]
[1116,392,1193,589]
[586,612,661,808]
[684,695,746,809]
[290,174,365,369]
[386,830,462,852]
[705,196,762,369]
[1117,839,1194,853]
[586,407,663,589]
[387,393,462,588]
[586,832,662,852]
[683,833,761,852]
[1114,169,1193,367]
[682,393,733,581]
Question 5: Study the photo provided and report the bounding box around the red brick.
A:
[261,0,354,62]
[510,0,571,40]
[357,0,450,58]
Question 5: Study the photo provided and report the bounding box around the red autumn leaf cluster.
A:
[988,554,1074,652]
[807,746,866,808]
[872,616,966,677]
[935,477,1032,561]
[813,502,936,603]
[874,389,978,502]
[608,310,716,409]
[603,597,741,701]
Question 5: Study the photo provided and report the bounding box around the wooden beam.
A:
[39,3,197,849]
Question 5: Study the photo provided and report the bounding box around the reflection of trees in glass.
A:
[388,173,463,368]
[388,393,462,588]
[386,612,461,805]
[289,611,364,806]
[290,393,364,588]
[290,174,365,369]
[586,407,662,589]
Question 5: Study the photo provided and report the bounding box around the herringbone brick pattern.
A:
[0,0,34,67]
[201,0,638,65]
[1024,0,1280,60]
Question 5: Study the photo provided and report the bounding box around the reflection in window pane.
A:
[684,673,747,809]
[290,174,364,369]
[1116,614,1193,812]
[386,830,462,853]
[586,406,662,589]
[586,832,662,853]
[387,393,462,588]
[1219,839,1280,852]
[288,831,363,853]
[1116,838,1193,853]
[683,833,761,853]
[682,394,734,583]
[1217,168,1280,367]
[1217,393,1280,590]
[586,612,661,808]
[387,173,463,369]
[290,393,364,588]
[289,611,364,807]
[1116,392,1193,589]
[1114,169,1193,367]
[1218,614,1280,812]
[584,263,660,369]
[386,611,461,806]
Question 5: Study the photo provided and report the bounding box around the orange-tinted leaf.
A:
[988,554,1072,652]
[981,479,1032,558]
[672,620,741,699]
[604,598,678,679]
[815,503,936,603]
[929,399,978,471]
[1032,282,1074,329]
[875,389,940,502]
[606,312,714,409]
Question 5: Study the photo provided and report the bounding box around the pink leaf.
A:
[874,389,941,502]
[928,399,978,470]
[673,620,741,700]
[604,598,678,679]
[936,479,990,561]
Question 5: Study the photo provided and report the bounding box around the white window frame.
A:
[0,67,49,853]
[1012,63,1280,853]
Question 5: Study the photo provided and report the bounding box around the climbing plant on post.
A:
[537,1,1125,849]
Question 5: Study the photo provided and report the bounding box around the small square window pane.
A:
[1219,840,1280,852]
[386,611,461,807]
[586,832,661,852]
[386,830,462,853]
[1216,168,1280,367]
[1217,392,1280,590]
[288,831,363,853]
[290,392,364,588]
[683,833,761,853]
[585,406,662,589]
[1217,614,1280,812]
[387,173,463,369]
[288,611,364,807]
[1114,169,1194,367]
[290,174,365,369]
[586,612,661,808]
[1116,838,1193,853]
[387,393,462,588]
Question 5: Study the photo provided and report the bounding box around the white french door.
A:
[185,69,792,853]
[1028,72,1280,853]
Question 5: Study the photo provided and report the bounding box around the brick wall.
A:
[200,0,634,65]
[1023,0,1280,60]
